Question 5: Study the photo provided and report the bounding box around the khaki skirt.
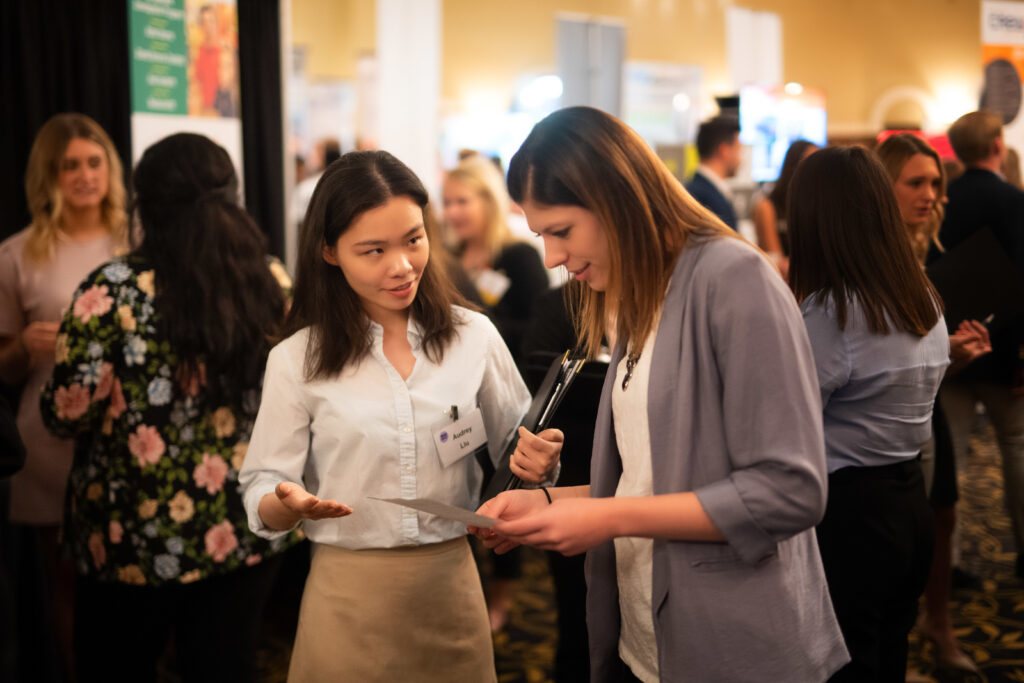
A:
[288,537,496,683]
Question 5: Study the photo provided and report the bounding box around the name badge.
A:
[474,269,511,306]
[432,407,488,468]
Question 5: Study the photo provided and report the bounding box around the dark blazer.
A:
[489,242,549,362]
[938,168,1024,383]
[586,237,848,681]
[685,171,737,230]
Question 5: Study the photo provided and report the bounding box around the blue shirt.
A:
[801,292,949,473]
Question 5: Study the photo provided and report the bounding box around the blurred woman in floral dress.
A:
[41,133,298,683]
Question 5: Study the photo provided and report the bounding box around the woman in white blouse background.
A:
[239,150,562,683]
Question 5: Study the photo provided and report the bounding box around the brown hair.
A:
[768,139,817,218]
[947,110,1003,166]
[23,113,127,263]
[695,115,741,161]
[788,145,941,336]
[282,150,463,380]
[507,106,735,358]
[875,133,946,264]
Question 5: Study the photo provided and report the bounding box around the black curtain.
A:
[1,0,286,256]
[0,0,131,244]
[238,0,285,259]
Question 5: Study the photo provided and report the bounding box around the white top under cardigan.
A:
[612,320,660,683]
[239,307,532,548]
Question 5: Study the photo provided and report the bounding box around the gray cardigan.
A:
[586,236,849,682]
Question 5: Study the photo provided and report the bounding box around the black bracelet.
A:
[540,487,552,504]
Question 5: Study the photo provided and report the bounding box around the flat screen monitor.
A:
[740,85,827,182]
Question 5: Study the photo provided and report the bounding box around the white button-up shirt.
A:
[240,308,531,548]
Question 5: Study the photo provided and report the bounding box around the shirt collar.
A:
[367,316,424,348]
[697,164,733,200]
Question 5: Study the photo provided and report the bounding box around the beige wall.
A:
[292,0,983,133]
[742,0,981,132]
[441,0,731,112]
[292,0,375,82]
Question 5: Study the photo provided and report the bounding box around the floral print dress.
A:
[41,254,299,586]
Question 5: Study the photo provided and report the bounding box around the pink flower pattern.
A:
[193,453,228,495]
[129,424,165,467]
[93,363,115,402]
[107,378,126,419]
[205,521,238,562]
[73,284,113,323]
[54,383,90,420]
[41,256,296,586]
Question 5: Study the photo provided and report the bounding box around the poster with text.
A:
[982,1,1024,154]
[128,0,243,181]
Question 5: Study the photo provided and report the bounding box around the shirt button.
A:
[402,424,412,433]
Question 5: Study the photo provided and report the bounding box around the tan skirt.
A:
[288,537,496,683]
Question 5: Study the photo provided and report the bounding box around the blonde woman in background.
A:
[443,154,550,631]
[443,154,549,360]
[0,112,127,679]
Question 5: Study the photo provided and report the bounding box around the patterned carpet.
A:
[483,547,559,683]
[907,424,1024,683]
[249,423,1024,683]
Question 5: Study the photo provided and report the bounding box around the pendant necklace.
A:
[622,351,641,390]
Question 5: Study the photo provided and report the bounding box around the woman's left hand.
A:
[495,496,616,556]
[509,425,563,483]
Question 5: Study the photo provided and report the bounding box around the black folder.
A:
[926,227,1024,333]
[480,351,587,502]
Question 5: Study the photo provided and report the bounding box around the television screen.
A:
[740,85,827,182]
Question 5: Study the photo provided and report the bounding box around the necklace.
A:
[622,351,641,390]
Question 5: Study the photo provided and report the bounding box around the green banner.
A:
[128,0,188,115]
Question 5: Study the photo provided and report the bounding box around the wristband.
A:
[540,487,552,504]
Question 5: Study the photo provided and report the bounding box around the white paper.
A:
[368,496,496,529]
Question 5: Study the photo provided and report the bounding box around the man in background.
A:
[685,115,742,230]
[291,138,342,228]
[937,109,1024,580]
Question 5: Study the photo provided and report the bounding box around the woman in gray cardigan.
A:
[472,107,848,682]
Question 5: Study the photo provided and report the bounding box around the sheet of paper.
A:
[368,496,496,529]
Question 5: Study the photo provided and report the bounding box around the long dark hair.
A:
[508,106,734,358]
[282,150,462,380]
[788,145,941,336]
[132,133,284,405]
[768,139,817,217]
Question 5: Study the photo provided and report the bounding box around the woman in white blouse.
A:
[239,150,562,682]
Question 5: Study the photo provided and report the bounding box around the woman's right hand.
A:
[274,481,353,520]
[22,321,60,357]
[469,488,550,554]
